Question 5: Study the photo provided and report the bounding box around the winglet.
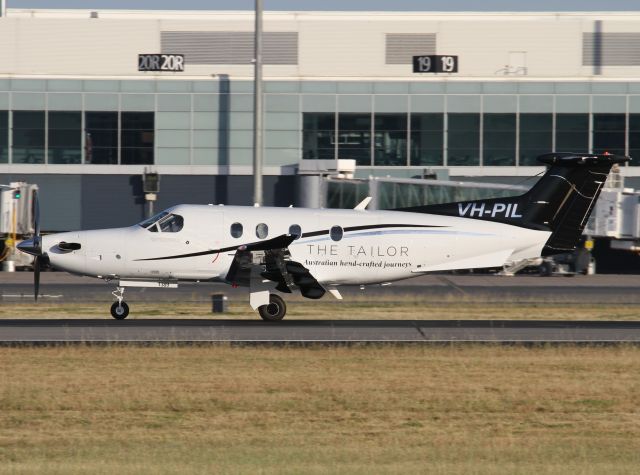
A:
[354,197,372,210]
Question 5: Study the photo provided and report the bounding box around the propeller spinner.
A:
[16,190,48,301]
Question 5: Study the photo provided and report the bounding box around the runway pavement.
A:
[2,273,640,303]
[1,319,639,344]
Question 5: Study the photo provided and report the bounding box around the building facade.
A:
[1,9,640,229]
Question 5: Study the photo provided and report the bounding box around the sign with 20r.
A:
[138,54,185,72]
[412,55,458,73]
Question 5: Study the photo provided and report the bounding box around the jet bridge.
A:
[0,181,39,270]
[324,175,527,210]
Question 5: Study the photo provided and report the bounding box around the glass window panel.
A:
[87,148,117,165]
[555,113,588,153]
[484,131,516,148]
[520,130,553,148]
[49,129,81,148]
[410,113,443,166]
[448,149,479,166]
[630,114,640,131]
[12,129,45,147]
[483,113,515,166]
[483,149,514,166]
[48,148,82,164]
[521,113,552,131]
[629,116,640,162]
[85,111,118,164]
[448,113,479,166]
[121,148,154,165]
[48,112,81,164]
[593,114,625,131]
[86,112,118,129]
[122,112,154,130]
[374,113,406,131]
[86,130,118,148]
[338,113,371,165]
[411,113,443,131]
[449,113,479,130]
[49,111,81,129]
[12,149,44,164]
[556,113,588,130]
[13,111,44,129]
[0,111,8,163]
[302,112,335,160]
[121,112,154,165]
[12,111,45,164]
[593,113,625,155]
[447,131,481,149]
[121,130,154,148]
[339,113,371,131]
[374,113,407,166]
[484,113,516,130]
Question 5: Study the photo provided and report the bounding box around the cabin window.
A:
[330,225,343,241]
[230,222,243,238]
[256,223,269,239]
[289,224,302,239]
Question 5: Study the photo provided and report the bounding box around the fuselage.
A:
[41,204,551,286]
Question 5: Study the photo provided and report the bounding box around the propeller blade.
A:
[33,189,40,239]
[34,255,41,302]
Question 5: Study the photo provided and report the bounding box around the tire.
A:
[110,301,130,320]
[538,261,553,277]
[258,294,286,322]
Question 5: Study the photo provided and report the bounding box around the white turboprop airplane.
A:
[18,153,628,321]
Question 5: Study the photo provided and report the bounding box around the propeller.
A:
[16,190,47,301]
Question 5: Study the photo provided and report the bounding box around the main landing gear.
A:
[110,286,129,320]
[258,294,286,322]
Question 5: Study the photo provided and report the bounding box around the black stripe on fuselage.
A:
[135,245,237,261]
[300,223,443,238]
[135,223,446,261]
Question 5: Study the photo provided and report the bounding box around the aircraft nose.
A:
[17,237,41,256]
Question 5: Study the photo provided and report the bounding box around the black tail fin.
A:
[397,153,630,256]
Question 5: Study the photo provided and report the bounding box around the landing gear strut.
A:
[110,286,129,320]
[258,294,286,322]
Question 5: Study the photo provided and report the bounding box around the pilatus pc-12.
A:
[18,153,628,321]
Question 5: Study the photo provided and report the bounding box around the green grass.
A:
[1,298,639,320]
[1,346,639,474]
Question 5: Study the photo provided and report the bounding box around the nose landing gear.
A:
[258,294,286,322]
[110,286,129,320]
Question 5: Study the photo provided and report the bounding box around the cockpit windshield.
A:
[138,211,184,233]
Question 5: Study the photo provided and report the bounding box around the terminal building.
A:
[1,7,640,229]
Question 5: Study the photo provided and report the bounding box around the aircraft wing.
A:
[225,234,326,299]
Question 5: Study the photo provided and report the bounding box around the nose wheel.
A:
[258,294,287,322]
[110,301,130,320]
[110,286,129,320]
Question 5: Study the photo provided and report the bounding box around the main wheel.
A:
[110,301,130,320]
[258,294,286,322]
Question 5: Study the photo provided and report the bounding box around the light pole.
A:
[253,0,263,206]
